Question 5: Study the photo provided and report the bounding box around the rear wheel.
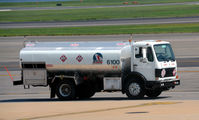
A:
[125,79,145,99]
[145,89,162,98]
[76,82,95,99]
[56,80,76,100]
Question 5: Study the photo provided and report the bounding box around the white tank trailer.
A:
[14,40,180,100]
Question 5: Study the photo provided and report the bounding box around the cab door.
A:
[132,46,155,81]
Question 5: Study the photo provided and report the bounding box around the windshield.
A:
[154,44,175,62]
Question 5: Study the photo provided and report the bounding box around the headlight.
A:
[173,69,176,76]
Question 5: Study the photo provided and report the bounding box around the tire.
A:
[125,79,145,99]
[145,89,162,98]
[76,83,95,99]
[56,80,76,100]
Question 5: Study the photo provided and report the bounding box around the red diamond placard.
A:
[60,55,67,62]
[76,55,83,62]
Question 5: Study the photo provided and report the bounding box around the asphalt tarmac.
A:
[1,17,199,28]
[1,2,199,11]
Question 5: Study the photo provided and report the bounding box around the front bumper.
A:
[145,79,180,90]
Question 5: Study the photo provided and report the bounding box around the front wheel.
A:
[56,80,76,100]
[125,79,145,99]
[145,89,162,98]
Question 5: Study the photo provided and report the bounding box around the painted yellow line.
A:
[19,102,180,120]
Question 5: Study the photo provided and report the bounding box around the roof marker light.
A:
[156,40,162,42]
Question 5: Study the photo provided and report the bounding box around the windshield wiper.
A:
[167,57,175,61]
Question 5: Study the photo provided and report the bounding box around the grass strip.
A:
[0,0,198,7]
[0,5,199,23]
[0,23,199,37]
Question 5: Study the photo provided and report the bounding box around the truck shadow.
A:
[0,96,170,103]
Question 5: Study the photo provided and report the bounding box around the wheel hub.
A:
[129,83,141,96]
[59,84,71,97]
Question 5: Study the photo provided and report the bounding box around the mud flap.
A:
[50,87,56,98]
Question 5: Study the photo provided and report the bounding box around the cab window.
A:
[135,47,143,58]
[147,47,154,62]
[135,47,154,62]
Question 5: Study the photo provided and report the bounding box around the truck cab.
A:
[124,40,180,98]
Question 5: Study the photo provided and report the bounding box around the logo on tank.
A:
[93,53,103,64]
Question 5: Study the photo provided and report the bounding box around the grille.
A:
[155,68,175,78]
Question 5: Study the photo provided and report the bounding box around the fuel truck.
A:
[13,40,180,100]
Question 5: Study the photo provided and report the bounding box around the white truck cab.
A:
[132,40,179,81]
[127,40,180,98]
